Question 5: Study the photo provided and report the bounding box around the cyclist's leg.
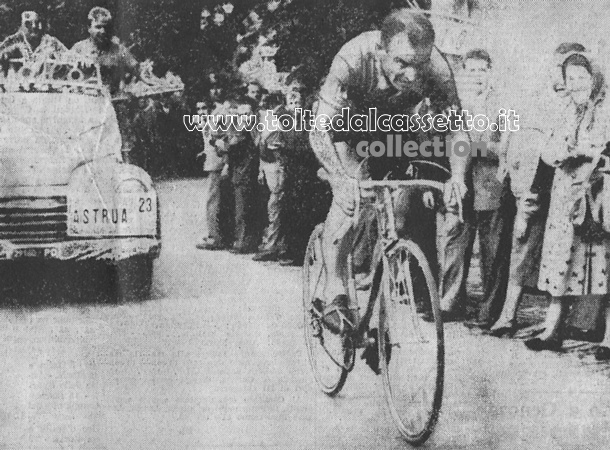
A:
[351,203,377,274]
[320,201,356,302]
[318,152,369,325]
[394,186,441,310]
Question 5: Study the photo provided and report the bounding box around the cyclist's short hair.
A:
[463,49,492,68]
[380,10,435,49]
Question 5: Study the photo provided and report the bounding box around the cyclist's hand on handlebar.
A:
[443,177,468,207]
[422,191,435,209]
[513,213,529,243]
[444,211,462,233]
[452,177,468,198]
[330,175,359,217]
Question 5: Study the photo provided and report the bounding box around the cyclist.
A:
[309,9,468,339]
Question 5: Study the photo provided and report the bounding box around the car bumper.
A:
[0,237,161,261]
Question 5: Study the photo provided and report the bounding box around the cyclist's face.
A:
[382,33,433,92]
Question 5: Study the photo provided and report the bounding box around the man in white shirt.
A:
[196,93,231,250]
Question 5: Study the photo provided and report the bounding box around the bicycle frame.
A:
[347,179,448,342]
[304,174,455,441]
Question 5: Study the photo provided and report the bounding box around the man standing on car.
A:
[71,7,146,164]
[310,9,467,336]
[0,11,67,60]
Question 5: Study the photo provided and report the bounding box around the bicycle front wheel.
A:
[302,224,350,396]
[378,239,444,445]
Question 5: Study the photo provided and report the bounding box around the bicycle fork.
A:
[379,187,427,344]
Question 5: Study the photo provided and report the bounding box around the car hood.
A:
[0,93,121,187]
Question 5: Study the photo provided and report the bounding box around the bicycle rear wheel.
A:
[378,239,444,445]
[303,224,351,396]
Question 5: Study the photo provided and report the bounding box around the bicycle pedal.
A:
[310,317,322,338]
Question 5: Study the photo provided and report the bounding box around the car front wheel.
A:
[112,255,153,302]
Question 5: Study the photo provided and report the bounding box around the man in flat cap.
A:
[71,7,147,162]
[0,11,67,60]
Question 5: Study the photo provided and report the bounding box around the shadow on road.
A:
[0,260,158,310]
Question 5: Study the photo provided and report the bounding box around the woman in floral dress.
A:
[525,52,610,360]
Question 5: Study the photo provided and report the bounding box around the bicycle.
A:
[303,161,460,446]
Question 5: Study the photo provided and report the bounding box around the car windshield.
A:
[0,52,118,150]
[0,53,121,167]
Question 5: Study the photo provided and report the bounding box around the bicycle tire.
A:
[378,238,444,445]
[302,224,350,396]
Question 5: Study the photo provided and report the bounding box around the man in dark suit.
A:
[218,100,259,253]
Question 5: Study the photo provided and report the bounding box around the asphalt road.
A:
[0,178,608,449]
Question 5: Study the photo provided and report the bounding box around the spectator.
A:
[244,81,264,106]
[252,93,288,261]
[132,97,160,172]
[439,49,514,328]
[524,53,610,360]
[156,91,197,177]
[196,100,228,251]
[282,88,331,266]
[486,128,553,337]
[0,11,67,61]
[485,44,585,336]
[71,7,151,164]
[551,42,588,97]
[218,98,259,253]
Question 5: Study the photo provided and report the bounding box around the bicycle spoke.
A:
[400,251,427,342]
[379,239,443,445]
[303,225,350,396]
[389,249,427,344]
[398,368,437,431]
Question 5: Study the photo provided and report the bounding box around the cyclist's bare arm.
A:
[309,87,362,216]
[309,43,366,206]
[310,127,359,217]
[309,127,348,179]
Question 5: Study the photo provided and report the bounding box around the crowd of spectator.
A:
[194,78,330,266]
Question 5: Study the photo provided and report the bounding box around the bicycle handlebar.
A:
[359,179,464,222]
[331,178,464,244]
[358,179,445,193]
